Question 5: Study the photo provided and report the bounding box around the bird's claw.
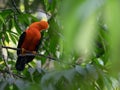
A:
[32,51,37,54]
[21,48,36,55]
[21,48,26,54]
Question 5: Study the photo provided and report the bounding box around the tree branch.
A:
[1,46,78,68]
[19,53,57,60]
[1,46,20,51]
[1,46,58,61]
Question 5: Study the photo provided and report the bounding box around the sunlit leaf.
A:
[9,33,17,44]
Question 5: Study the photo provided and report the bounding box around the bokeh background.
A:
[0,0,120,90]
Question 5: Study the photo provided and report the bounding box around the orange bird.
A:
[16,20,49,71]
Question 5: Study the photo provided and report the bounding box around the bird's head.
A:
[39,18,49,31]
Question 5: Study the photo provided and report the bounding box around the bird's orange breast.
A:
[21,28,41,51]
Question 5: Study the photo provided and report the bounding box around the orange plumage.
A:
[16,20,49,71]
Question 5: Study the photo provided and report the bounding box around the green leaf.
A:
[75,65,87,76]
[7,78,14,85]
[10,31,19,36]
[9,33,17,44]
[62,69,75,83]
[14,79,29,90]
[26,14,39,22]
[0,9,13,19]
[14,21,22,34]
[4,33,10,43]
[17,14,30,26]
[28,67,35,75]
[86,64,98,81]
[0,81,8,90]
[8,18,15,31]
[0,15,5,24]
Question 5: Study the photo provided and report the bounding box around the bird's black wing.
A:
[16,32,26,71]
[17,32,26,55]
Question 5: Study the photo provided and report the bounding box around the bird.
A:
[15,19,49,71]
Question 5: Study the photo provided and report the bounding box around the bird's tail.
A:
[15,56,26,71]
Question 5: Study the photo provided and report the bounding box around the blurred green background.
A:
[0,0,120,90]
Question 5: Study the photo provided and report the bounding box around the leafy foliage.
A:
[0,0,120,90]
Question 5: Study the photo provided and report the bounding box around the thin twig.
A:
[19,53,57,60]
[1,46,58,61]
[1,46,78,67]
[2,46,20,50]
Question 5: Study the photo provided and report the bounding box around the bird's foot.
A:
[32,51,37,54]
[21,48,26,55]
